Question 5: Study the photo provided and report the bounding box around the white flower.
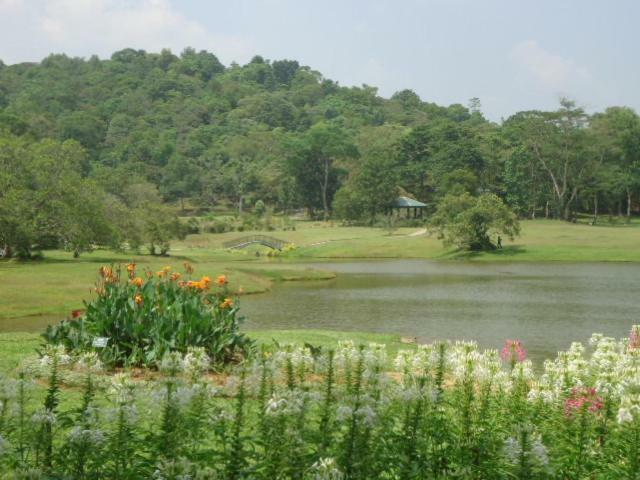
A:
[355,405,377,427]
[31,409,57,426]
[183,348,211,377]
[309,457,344,480]
[68,426,106,446]
[617,407,633,424]
[75,352,104,373]
[336,405,353,421]
[159,351,185,374]
[107,373,136,405]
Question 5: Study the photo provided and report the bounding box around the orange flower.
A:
[183,262,194,274]
[134,294,143,305]
[178,281,187,288]
[187,280,199,289]
[146,270,154,279]
[170,272,182,281]
[201,276,212,287]
[216,275,228,286]
[220,298,233,309]
[126,263,136,278]
[130,277,143,288]
[99,266,113,278]
[157,270,167,278]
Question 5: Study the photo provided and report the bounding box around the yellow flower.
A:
[163,266,172,272]
[130,277,143,288]
[220,298,233,310]
[216,274,228,286]
[134,294,143,305]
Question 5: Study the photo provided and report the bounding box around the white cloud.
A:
[0,0,254,64]
[511,40,591,91]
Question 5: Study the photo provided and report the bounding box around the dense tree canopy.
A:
[0,48,639,256]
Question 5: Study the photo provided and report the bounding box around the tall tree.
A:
[287,122,358,220]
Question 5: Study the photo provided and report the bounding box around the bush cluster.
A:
[1,328,639,478]
[43,263,252,368]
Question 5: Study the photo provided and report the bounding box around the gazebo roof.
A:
[393,196,427,208]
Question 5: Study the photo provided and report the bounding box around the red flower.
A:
[565,387,604,416]
[71,309,85,319]
[500,339,526,363]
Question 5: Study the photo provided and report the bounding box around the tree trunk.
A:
[238,195,243,215]
[1,244,11,259]
[626,189,632,224]
[592,195,598,225]
[545,201,549,219]
[320,157,330,221]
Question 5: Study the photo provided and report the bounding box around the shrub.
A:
[43,263,252,368]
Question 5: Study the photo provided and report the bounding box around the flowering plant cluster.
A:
[43,263,252,368]
[0,327,639,478]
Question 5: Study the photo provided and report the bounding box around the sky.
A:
[0,0,638,121]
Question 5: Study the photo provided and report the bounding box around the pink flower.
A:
[564,387,604,416]
[630,326,640,350]
[500,339,526,363]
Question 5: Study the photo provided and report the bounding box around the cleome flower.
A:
[501,339,526,364]
[564,387,604,416]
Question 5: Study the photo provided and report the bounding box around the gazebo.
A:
[390,196,427,218]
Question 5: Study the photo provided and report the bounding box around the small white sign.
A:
[92,337,109,348]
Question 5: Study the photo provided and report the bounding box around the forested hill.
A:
[0,48,471,210]
[1,48,639,258]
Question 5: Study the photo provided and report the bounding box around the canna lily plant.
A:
[43,263,252,368]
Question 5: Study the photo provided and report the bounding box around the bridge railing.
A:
[222,235,288,250]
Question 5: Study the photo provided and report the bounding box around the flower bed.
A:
[0,327,639,478]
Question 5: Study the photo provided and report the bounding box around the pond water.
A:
[241,261,640,362]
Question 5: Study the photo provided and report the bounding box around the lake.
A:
[241,260,640,362]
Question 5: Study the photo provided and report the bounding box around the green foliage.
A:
[430,192,521,250]
[43,264,252,368]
